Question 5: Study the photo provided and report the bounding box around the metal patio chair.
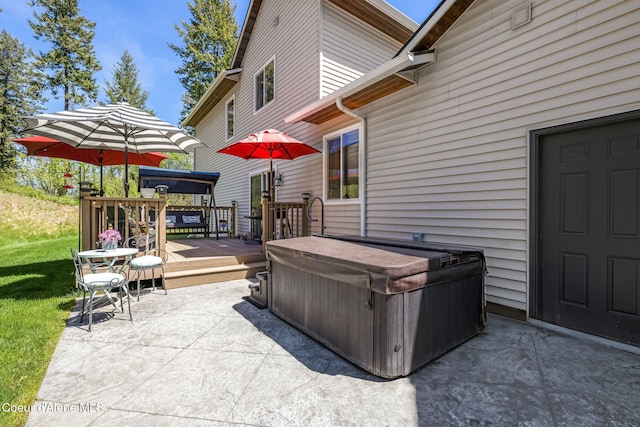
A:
[71,248,132,331]
[124,233,167,301]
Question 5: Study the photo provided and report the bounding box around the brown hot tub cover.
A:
[266,236,483,295]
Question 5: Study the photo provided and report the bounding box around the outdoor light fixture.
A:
[273,172,283,187]
[261,190,270,200]
[301,192,311,201]
[80,181,93,191]
[155,185,169,194]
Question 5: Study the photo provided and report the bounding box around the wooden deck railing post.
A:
[157,194,167,254]
[231,201,237,238]
[302,198,309,237]
[261,196,271,253]
[80,188,92,251]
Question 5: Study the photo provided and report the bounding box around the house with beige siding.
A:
[185,0,417,230]
[186,0,640,347]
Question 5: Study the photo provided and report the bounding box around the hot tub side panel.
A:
[403,274,484,374]
[269,262,375,372]
[372,292,405,378]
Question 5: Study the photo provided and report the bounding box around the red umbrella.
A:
[14,135,168,195]
[218,129,319,198]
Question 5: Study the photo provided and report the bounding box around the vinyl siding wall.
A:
[359,0,640,311]
[194,0,406,237]
[320,1,401,97]
[195,0,322,234]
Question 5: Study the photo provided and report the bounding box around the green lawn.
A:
[0,236,78,427]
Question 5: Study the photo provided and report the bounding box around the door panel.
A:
[539,119,640,345]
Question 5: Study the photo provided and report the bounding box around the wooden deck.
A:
[152,237,266,289]
[165,237,263,262]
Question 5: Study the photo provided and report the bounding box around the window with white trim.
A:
[226,96,235,139]
[254,57,275,111]
[324,127,359,201]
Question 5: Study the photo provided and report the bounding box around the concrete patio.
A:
[27,279,640,426]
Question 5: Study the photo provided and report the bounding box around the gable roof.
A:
[286,0,475,124]
[183,0,417,128]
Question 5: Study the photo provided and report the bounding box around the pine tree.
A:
[104,49,153,114]
[0,30,46,171]
[168,0,238,123]
[29,0,102,110]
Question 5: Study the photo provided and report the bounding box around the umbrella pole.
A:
[124,128,130,198]
[269,155,274,200]
[99,150,104,197]
[78,165,82,250]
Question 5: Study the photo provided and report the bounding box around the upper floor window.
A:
[325,127,359,201]
[226,96,235,139]
[254,57,275,111]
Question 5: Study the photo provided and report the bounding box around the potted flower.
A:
[98,229,122,251]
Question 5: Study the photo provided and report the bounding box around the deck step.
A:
[163,261,266,289]
[163,253,265,273]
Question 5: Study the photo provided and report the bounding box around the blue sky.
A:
[2,0,440,127]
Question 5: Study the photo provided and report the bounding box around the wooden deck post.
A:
[80,188,92,251]
[157,194,167,254]
[261,196,270,253]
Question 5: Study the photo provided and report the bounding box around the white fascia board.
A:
[399,0,460,55]
[182,68,242,127]
[230,0,257,67]
[284,51,434,124]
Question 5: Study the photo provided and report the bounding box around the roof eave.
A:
[230,0,263,69]
[182,68,242,128]
[285,0,476,125]
[397,0,475,55]
[327,0,418,43]
[185,0,424,128]
[284,51,435,125]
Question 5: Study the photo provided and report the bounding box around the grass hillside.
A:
[0,190,78,247]
[0,189,79,427]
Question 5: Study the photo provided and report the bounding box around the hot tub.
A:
[266,235,486,378]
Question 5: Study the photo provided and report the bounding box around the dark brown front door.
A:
[538,117,640,346]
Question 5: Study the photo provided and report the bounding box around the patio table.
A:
[77,247,139,274]
[77,247,139,307]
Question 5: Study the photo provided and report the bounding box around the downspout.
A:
[336,97,367,237]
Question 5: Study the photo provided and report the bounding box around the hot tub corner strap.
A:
[366,273,374,310]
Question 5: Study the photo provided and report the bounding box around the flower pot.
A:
[102,241,118,251]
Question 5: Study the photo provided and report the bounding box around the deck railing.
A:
[80,191,239,251]
[209,204,236,238]
[261,200,310,252]
[80,190,167,252]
